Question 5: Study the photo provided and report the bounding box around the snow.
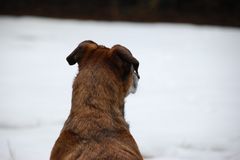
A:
[0,16,240,160]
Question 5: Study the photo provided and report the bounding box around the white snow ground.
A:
[0,16,240,160]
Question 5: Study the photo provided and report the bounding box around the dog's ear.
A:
[66,40,98,65]
[111,45,140,79]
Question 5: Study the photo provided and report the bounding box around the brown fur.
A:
[50,41,143,160]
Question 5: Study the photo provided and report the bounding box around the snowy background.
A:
[0,16,240,160]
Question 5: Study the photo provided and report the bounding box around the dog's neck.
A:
[63,67,129,136]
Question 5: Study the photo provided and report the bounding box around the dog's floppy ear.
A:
[66,40,97,65]
[111,45,140,79]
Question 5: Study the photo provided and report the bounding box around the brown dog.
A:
[50,40,143,160]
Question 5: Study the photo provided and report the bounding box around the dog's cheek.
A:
[126,73,138,95]
[121,62,132,81]
[108,55,130,81]
[133,73,139,91]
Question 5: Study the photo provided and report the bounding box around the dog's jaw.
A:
[127,72,139,95]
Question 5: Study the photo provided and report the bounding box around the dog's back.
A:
[50,41,142,160]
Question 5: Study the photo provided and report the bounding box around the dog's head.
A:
[66,40,140,96]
